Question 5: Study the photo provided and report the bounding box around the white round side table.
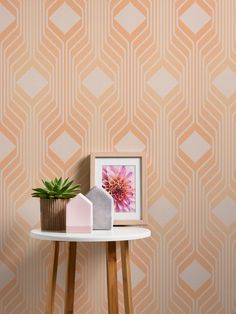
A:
[31,227,151,314]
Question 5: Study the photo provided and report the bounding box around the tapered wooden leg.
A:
[121,241,133,314]
[64,242,77,314]
[106,242,119,314]
[46,241,59,314]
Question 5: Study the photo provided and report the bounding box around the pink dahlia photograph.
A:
[102,165,136,212]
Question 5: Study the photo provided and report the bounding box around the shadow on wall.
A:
[74,155,90,194]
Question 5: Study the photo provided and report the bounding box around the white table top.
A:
[30,227,151,242]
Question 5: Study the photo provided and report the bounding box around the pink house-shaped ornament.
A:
[66,193,93,233]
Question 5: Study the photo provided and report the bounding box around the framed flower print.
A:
[90,152,147,225]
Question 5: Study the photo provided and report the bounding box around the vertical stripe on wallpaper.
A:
[0,0,236,313]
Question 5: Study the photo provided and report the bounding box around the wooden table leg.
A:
[46,241,59,314]
[106,242,119,314]
[64,242,77,314]
[121,241,133,314]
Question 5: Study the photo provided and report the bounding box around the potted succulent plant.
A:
[32,177,80,231]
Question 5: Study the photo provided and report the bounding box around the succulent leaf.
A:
[32,177,81,199]
[62,177,70,187]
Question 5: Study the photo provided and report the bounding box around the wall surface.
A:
[0,0,236,313]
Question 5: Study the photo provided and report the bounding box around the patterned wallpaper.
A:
[0,0,236,313]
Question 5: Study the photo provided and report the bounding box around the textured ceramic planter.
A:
[40,199,69,231]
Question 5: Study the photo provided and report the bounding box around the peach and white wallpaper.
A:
[0,0,236,313]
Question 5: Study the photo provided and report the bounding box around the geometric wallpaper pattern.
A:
[0,0,236,313]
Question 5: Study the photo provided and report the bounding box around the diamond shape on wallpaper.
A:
[180,260,210,291]
[17,67,48,98]
[115,3,145,34]
[50,131,80,163]
[131,262,145,288]
[0,132,15,162]
[180,3,211,34]
[212,67,236,98]
[0,4,15,34]
[118,262,145,288]
[212,196,236,227]
[0,261,15,289]
[83,67,113,98]
[57,261,66,290]
[180,131,210,163]
[147,67,178,98]
[57,260,79,290]
[115,131,145,152]
[149,196,178,227]
[49,3,80,35]
[17,198,40,226]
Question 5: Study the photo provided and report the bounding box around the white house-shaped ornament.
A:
[66,193,93,233]
[86,186,114,230]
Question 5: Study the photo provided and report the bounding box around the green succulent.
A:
[32,177,81,199]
